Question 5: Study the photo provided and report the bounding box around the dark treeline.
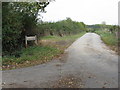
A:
[87,24,119,34]
[37,18,87,37]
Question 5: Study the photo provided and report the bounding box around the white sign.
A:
[25,35,38,47]
[26,36,36,41]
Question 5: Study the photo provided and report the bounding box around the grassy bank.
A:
[2,46,62,70]
[39,32,86,50]
[95,30,118,53]
[3,32,86,70]
[41,32,86,41]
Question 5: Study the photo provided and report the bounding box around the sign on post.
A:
[25,35,38,47]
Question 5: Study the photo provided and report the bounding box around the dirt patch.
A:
[109,46,119,55]
[38,74,84,88]
[39,39,74,50]
[51,74,84,88]
[102,44,119,55]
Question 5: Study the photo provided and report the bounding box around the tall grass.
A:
[95,30,118,46]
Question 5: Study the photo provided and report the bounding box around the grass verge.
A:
[3,32,86,70]
[41,32,85,41]
[39,32,86,50]
[95,30,119,53]
[2,46,62,70]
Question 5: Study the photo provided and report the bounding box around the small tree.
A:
[2,2,49,55]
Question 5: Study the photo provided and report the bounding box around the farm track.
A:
[2,33,118,88]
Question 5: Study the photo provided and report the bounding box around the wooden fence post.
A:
[25,36,27,48]
[35,35,38,45]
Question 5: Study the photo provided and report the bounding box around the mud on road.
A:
[2,33,118,88]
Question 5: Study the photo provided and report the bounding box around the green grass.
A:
[40,32,86,50]
[2,32,86,70]
[3,46,62,67]
[41,32,86,41]
[95,30,118,46]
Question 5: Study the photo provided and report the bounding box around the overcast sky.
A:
[40,0,119,25]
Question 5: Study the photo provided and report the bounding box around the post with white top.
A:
[25,35,38,48]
